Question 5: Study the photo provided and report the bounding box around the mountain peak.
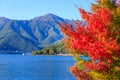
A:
[0,17,9,20]
[0,17,9,24]
[33,13,65,22]
[44,13,57,17]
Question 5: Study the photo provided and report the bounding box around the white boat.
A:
[22,53,25,56]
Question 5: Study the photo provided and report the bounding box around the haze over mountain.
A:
[0,13,71,52]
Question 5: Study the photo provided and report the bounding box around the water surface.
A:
[0,55,75,80]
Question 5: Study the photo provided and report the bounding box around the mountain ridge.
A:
[0,13,71,52]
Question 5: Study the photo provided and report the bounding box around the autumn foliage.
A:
[60,0,120,80]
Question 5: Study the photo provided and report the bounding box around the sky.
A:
[0,0,95,20]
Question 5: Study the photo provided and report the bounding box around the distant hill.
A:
[0,13,72,52]
[31,41,69,55]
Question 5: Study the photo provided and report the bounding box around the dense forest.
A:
[32,42,69,55]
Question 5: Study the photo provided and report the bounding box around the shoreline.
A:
[57,54,72,56]
[31,54,73,56]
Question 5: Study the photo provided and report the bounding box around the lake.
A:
[0,55,75,80]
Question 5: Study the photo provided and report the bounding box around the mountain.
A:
[0,13,71,52]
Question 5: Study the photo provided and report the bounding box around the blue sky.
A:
[0,0,95,20]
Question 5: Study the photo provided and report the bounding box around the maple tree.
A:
[60,0,120,80]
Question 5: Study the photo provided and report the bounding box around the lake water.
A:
[0,55,75,80]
